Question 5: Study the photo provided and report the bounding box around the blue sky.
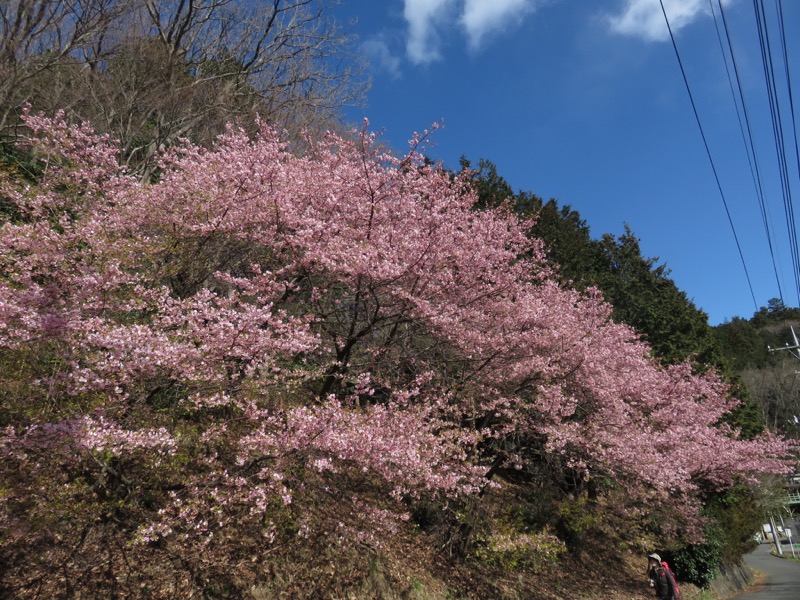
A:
[330,0,800,326]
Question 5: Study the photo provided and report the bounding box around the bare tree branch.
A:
[0,0,367,174]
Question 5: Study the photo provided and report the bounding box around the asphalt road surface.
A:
[736,542,800,599]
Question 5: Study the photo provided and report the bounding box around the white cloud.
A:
[461,0,536,49]
[402,0,539,64]
[399,0,733,65]
[404,0,455,65]
[362,36,402,78]
[606,0,733,42]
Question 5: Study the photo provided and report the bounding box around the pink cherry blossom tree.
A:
[0,112,793,596]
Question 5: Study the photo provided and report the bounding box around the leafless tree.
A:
[0,1,133,130]
[1,0,366,173]
[742,358,800,437]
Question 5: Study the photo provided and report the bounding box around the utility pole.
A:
[767,327,798,557]
[770,515,785,556]
[781,510,797,558]
[767,326,800,362]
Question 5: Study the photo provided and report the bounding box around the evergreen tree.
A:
[594,227,722,367]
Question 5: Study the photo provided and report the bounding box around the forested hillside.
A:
[0,2,796,599]
[714,300,800,438]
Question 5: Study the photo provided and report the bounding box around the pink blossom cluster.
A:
[1,417,174,459]
[0,112,795,559]
[239,398,488,500]
[74,416,176,457]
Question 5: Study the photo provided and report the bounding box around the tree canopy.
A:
[0,115,793,597]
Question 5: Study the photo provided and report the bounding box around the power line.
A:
[752,0,800,305]
[775,0,800,252]
[658,0,759,312]
[711,0,785,303]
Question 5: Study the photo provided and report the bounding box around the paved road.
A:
[736,542,800,599]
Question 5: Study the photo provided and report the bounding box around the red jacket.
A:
[648,564,680,600]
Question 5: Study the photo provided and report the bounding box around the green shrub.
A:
[671,524,724,588]
[472,526,566,572]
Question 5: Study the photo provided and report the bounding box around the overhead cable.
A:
[712,0,785,303]
[775,0,800,237]
[753,0,800,304]
[658,0,759,311]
